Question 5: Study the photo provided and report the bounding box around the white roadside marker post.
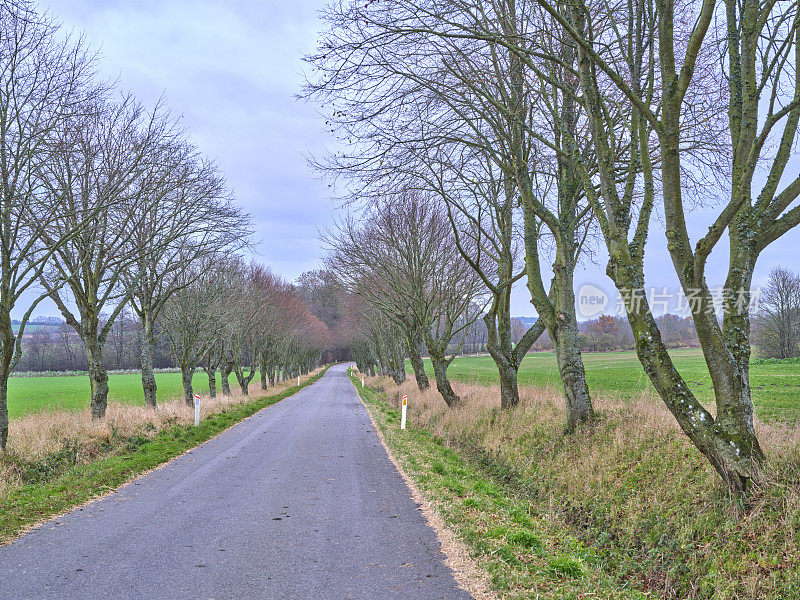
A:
[297,375,301,386]
[401,395,408,430]
[361,376,365,388]
[194,394,201,427]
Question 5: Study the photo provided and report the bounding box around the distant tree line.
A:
[14,311,170,373]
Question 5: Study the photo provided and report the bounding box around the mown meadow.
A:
[6,372,241,420]
[412,349,800,423]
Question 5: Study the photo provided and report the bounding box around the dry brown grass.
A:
[359,371,800,599]
[0,375,313,496]
[369,373,800,477]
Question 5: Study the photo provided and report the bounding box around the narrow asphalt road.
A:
[0,364,472,600]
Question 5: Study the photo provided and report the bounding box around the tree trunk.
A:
[406,327,430,391]
[206,368,217,398]
[140,316,157,409]
[0,316,13,451]
[235,364,257,396]
[181,366,194,407]
[238,372,249,395]
[484,259,546,409]
[485,309,521,410]
[220,362,233,395]
[497,361,519,409]
[607,244,765,492]
[522,204,594,429]
[552,317,594,431]
[0,372,7,452]
[428,345,459,408]
[85,335,109,419]
[260,354,268,390]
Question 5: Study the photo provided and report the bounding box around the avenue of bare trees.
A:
[0,2,328,451]
[306,0,800,493]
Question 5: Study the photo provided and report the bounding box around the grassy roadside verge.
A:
[349,370,649,600]
[0,366,328,545]
[354,372,800,600]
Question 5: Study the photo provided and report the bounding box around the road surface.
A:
[0,364,472,600]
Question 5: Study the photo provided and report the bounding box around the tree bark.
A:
[140,315,157,409]
[552,316,594,431]
[552,267,594,431]
[220,361,233,395]
[84,335,109,419]
[0,314,14,451]
[427,343,459,408]
[0,372,8,452]
[181,366,194,407]
[405,326,430,391]
[206,368,217,398]
[260,353,268,390]
[522,204,594,429]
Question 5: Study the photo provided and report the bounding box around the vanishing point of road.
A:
[0,364,472,600]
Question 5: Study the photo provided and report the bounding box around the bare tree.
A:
[306,0,596,424]
[523,0,800,490]
[753,267,800,359]
[160,259,229,406]
[0,2,97,449]
[124,145,248,408]
[38,95,176,419]
[325,192,484,406]
[438,161,547,408]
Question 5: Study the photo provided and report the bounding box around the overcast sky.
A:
[32,0,800,320]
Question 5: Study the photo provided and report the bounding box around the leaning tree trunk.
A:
[405,327,430,391]
[427,343,459,408]
[624,285,763,490]
[220,361,233,395]
[607,235,765,492]
[84,335,110,419]
[140,315,157,409]
[181,365,195,407]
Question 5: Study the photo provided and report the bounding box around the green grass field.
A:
[7,371,241,420]
[411,349,800,422]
